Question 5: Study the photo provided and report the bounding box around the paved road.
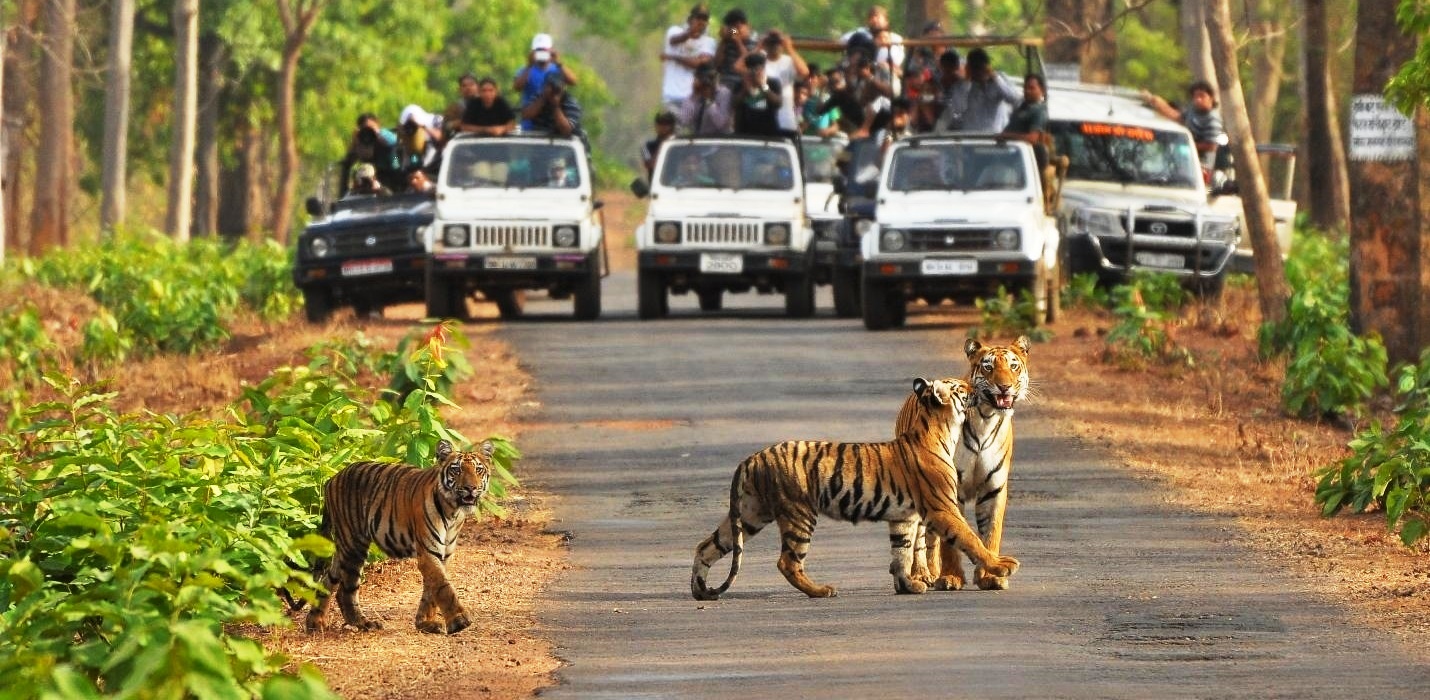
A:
[501,273,1430,699]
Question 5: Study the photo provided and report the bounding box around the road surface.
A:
[501,273,1430,699]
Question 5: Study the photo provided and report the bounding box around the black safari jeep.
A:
[292,191,434,322]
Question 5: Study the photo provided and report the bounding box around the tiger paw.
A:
[304,613,325,632]
[894,577,928,595]
[975,573,1009,591]
[416,620,445,634]
[932,575,965,591]
[982,555,1020,579]
[804,585,838,598]
[446,614,472,635]
[354,618,383,632]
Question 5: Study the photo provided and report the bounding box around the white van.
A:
[631,136,814,319]
[1046,82,1241,293]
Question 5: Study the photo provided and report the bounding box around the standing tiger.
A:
[909,336,1030,591]
[690,377,1020,600]
[304,439,493,634]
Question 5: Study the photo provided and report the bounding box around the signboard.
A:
[1349,94,1416,162]
[1044,62,1080,83]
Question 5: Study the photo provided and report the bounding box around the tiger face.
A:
[964,336,1030,410]
[914,376,972,415]
[436,439,494,515]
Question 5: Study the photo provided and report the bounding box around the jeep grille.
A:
[683,221,762,245]
[470,224,549,248]
[1126,216,1196,238]
[333,225,419,256]
[906,228,1002,252]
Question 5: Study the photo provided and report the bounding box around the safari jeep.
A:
[631,135,814,319]
[1047,83,1241,294]
[859,135,1060,331]
[292,190,433,323]
[426,133,606,320]
[798,134,854,314]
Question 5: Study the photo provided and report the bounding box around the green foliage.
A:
[970,286,1052,343]
[1387,0,1430,114]
[1258,231,1388,418]
[1316,347,1430,546]
[1060,272,1109,311]
[0,321,517,697]
[0,303,58,388]
[1102,272,1193,369]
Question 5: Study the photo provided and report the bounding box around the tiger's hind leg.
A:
[972,487,1011,590]
[310,543,382,631]
[888,516,927,594]
[415,554,470,634]
[908,518,934,585]
[776,515,836,598]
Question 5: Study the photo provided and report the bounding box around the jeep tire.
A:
[785,270,815,318]
[831,265,861,318]
[493,289,525,319]
[638,268,667,320]
[573,259,602,321]
[861,277,900,331]
[303,287,334,324]
[697,288,723,312]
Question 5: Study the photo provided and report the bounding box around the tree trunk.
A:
[1,16,6,269]
[1179,0,1217,89]
[1301,0,1350,230]
[165,0,198,243]
[1081,0,1115,85]
[271,0,327,245]
[1246,1,1287,144]
[1042,0,1115,84]
[901,0,945,39]
[219,117,258,240]
[1206,0,1287,324]
[2,4,36,255]
[100,0,134,234]
[194,33,225,237]
[29,0,73,256]
[1347,0,1424,365]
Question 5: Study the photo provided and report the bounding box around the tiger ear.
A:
[436,439,454,462]
[964,338,983,360]
[480,439,495,457]
[1015,335,1031,355]
[912,377,930,394]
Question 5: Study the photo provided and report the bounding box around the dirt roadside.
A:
[14,190,1426,697]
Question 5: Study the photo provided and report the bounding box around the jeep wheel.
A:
[303,287,333,324]
[785,271,815,318]
[638,269,666,320]
[494,290,525,319]
[425,274,467,320]
[831,266,861,318]
[573,264,601,321]
[697,288,723,312]
[861,277,899,331]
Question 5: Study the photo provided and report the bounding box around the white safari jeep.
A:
[426,133,606,320]
[631,136,814,319]
[860,135,1060,331]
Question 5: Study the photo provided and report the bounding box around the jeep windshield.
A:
[798,137,847,184]
[1051,121,1201,189]
[658,143,795,191]
[887,143,1027,192]
[443,141,581,189]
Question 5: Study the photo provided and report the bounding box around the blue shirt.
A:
[516,63,564,129]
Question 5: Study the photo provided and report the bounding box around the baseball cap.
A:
[531,33,553,51]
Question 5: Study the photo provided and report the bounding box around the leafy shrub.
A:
[1101,272,1192,368]
[970,286,1052,343]
[1060,272,1108,310]
[1258,230,1388,418]
[1316,347,1430,546]
[0,303,56,387]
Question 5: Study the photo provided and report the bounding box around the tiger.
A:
[303,439,493,634]
[908,335,1030,591]
[690,377,1020,601]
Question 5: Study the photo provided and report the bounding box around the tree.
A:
[1206,0,1287,324]
[100,0,134,234]
[1348,0,1426,365]
[902,0,945,38]
[30,0,73,255]
[1,11,6,269]
[1042,0,1116,84]
[1301,0,1350,230]
[1245,0,1288,144]
[165,0,199,243]
[194,33,224,237]
[270,0,327,245]
[1178,0,1216,88]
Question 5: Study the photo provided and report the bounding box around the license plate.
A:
[340,258,393,277]
[699,252,743,274]
[484,256,538,270]
[1134,251,1186,269]
[920,258,977,275]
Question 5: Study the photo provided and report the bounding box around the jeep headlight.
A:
[765,223,791,246]
[309,237,332,258]
[855,219,875,237]
[554,225,579,247]
[1075,208,1123,236]
[881,229,906,252]
[1201,219,1238,241]
[412,225,427,246]
[995,228,1020,250]
[655,221,681,244]
[443,224,470,247]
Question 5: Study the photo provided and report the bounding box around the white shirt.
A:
[662,25,717,105]
[765,53,800,132]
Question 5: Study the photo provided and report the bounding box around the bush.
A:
[970,286,1052,343]
[1101,272,1192,368]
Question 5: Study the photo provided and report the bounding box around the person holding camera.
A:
[712,9,755,91]
[520,71,584,140]
[459,76,516,136]
[840,5,904,95]
[397,104,443,169]
[733,52,784,138]
[661,4,717,115]
[514,33,578,131]
[677,63,733,136]
[340,113,403,197]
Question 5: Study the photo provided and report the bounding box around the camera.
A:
[545,72,566,94]
[356,126,378,145]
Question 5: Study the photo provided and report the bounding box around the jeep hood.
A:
[1061,180,1212,213]
[877,190,1037,227]
[437,191,592,222]
[648,190,805,220]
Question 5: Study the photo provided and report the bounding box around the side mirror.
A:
[629,177,650,199]
[832,173,847,195]
[304,196,325,217]
[1218,179,1239,196]
[593,199,606,210]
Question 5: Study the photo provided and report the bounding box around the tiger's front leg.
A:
[973,487,1011,590]
[930,537,965,591]
[908,518,934,585]
[416,554,471,634]
[888,517,927,594]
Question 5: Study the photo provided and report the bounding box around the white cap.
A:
[531,33,553,51]
[399,104,440,129]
